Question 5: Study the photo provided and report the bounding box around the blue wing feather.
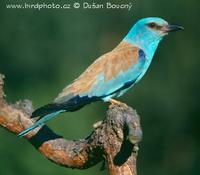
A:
[83,48,147,101]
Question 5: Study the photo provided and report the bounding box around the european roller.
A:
[19,17,183,137]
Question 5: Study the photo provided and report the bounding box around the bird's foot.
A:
[109,99,128,108]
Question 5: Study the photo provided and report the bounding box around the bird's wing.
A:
[55,41,146,103]
[31,41,146,117]
[21,42,147,135]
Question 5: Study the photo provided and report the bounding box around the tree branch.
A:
[0,74,142,175]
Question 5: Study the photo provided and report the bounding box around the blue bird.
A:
[18,17,183,137]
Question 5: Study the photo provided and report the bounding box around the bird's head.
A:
[124,17,183,57]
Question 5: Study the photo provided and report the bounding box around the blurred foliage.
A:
[0,0,199,175]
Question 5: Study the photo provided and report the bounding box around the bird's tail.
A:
[18,110,65,138]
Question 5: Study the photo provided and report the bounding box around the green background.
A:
[0,0,199,175]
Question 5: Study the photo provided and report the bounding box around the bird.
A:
[18,17,183,137]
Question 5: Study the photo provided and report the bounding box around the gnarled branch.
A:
[0,74,142,175]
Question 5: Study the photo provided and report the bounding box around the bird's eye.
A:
[147,22,162,30]
[148,22,157,28]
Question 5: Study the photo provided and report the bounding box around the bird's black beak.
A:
[163,24,184,33]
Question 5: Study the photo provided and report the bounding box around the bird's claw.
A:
[109,99,128,108]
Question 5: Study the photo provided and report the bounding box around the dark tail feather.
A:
[18,95,98,137]
[18,110,65,137]
[31,103,64,118]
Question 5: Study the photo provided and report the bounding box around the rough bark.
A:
[0,74,142,175]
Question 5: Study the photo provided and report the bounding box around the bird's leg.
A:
[108,99,128,107]
[109,99,122,105]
